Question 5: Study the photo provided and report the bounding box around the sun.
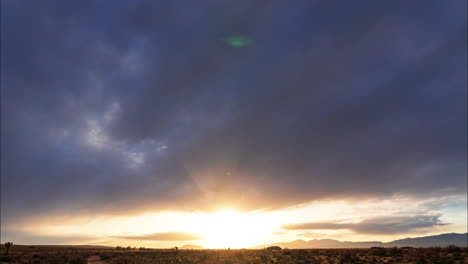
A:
[189,209,270,249]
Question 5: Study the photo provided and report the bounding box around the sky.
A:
[1,0,467,248]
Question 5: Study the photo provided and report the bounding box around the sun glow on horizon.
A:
[189,209,272,249]
[6,197,466,248]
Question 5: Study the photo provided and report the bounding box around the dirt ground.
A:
[87,256,106,264]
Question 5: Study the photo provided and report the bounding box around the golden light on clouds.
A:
[18,208,280,248]
[7,197,466,248]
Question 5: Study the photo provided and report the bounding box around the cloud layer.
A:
[283,215,447,234]
[1,0,466,228]
[115,232,201,241]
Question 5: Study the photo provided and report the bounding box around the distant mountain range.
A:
[254,233,467,249]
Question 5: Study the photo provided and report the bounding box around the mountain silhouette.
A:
[254,233,467,248]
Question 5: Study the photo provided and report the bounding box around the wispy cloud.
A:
[114,232,201,241]
[283,215,447,234]
[272,231,286,235]
[297,232,328,239]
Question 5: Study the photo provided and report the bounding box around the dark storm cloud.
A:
[1,0,466,228]
[115,232,201,241]
[283,215,447,234]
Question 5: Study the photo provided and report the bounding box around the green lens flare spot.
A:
[224,36,253,47]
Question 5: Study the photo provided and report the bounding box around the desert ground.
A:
[1,244,467,264]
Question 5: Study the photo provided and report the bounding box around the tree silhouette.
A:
[4,242,13,258]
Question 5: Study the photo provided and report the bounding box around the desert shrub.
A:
[388,246,401,255]
[0,257,12,262]
[111,257,130,264]
[445,244,462,253]
[338,251,359,263]
[70,256,87,264]
[99,252,112,260]
[370,247,386,255]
